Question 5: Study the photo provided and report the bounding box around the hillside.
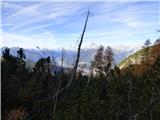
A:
[118,48,146,69]
[118,44,160,69]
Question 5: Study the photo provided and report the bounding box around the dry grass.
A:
[6,107,27,120]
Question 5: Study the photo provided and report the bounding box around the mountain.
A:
[118,44,160,69]
[1,46,138,69]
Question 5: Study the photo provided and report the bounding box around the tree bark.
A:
[67,11,90,88]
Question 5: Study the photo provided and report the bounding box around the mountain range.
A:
[1,46,139,70]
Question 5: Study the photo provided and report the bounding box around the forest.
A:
[1,38,160,120]
[1,9,160,120]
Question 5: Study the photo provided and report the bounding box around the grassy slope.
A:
[118,46,154,69]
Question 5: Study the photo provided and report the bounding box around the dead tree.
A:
[53,48,65,117]
[67,10,90,88]
[61,48,65,72]
[51,10,90,102]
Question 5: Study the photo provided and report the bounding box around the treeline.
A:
[1,40,160,120]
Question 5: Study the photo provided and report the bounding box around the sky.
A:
[0,0,160,50]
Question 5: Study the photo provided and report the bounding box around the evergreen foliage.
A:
[1,43,160,120]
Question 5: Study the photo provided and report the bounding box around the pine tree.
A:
[103,46,114,76]
[17,48,26,72]
[152,38,160,62]
[28,57,53,119]
[2,48,27,120]
[142,39,151,66]
[94,45,104,74]
[17,48,26,60]
[154,38,160,45]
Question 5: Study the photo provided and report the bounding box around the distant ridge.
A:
[1,46,138,69]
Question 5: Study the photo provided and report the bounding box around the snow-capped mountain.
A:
[1,46,139,69]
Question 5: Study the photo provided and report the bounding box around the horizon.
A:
[1,0,159,49]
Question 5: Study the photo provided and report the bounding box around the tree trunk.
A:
[67,11,90,88]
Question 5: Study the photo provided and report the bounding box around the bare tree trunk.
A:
[51,11,90,106]
[61,48,65,73]
[67,11,90,88]
[52,48,66,118]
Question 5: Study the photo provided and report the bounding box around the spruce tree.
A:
[142,39,151,66]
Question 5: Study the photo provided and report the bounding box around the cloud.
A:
[2,32,58,49]
[1,1,159,49]
[3,2,42,21]
[20,23,55,34]
[2,32,38,48]
[89,1,158,28]
[2,2,84,32]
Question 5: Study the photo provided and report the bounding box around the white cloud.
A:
[3,2,83,32]
[1,1,158,50]
[2,32,58,49]
[20,23,55,34]
[4,2,43,21]
[90,1,158,28]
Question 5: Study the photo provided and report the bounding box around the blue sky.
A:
[1,0,159,49]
